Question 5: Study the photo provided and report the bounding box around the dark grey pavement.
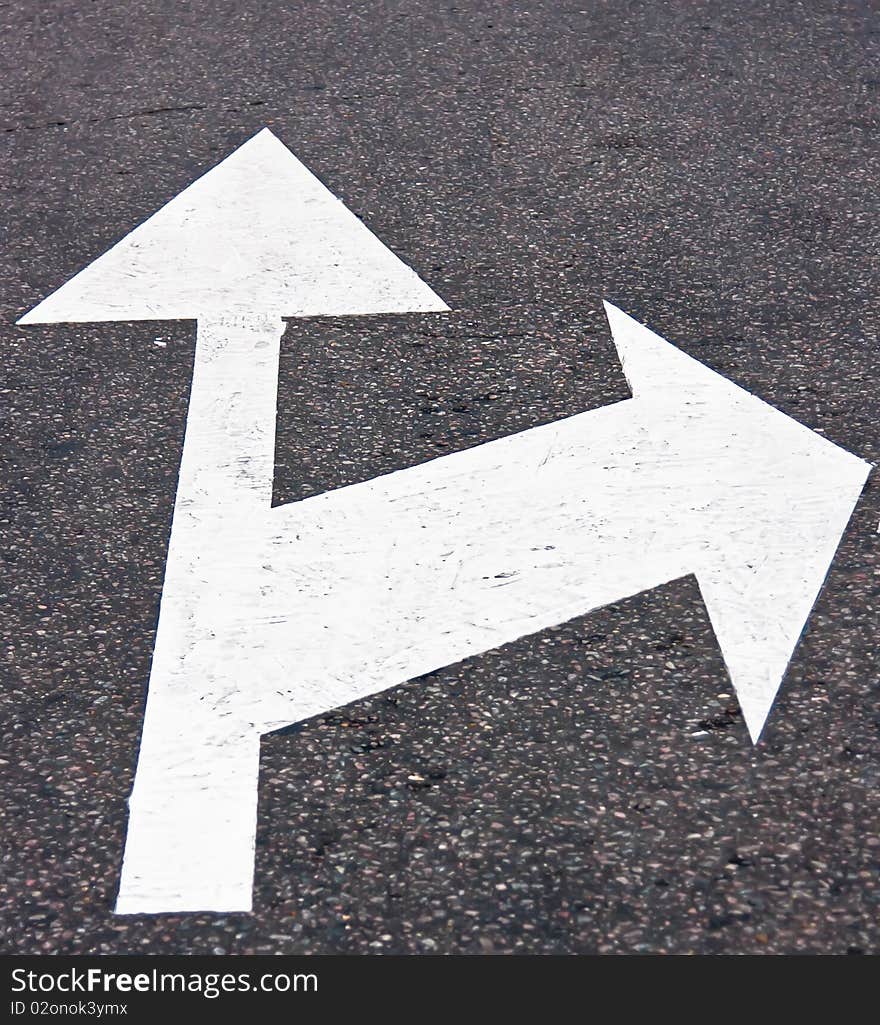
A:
[2,0,879,953]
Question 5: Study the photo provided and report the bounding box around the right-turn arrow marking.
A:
[18,129,871,914]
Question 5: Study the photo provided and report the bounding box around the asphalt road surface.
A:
[2,0,879,954]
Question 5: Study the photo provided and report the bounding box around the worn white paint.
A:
[19,130,870,915]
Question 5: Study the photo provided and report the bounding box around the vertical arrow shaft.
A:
[117,314,285,913]
[174,313,284,516]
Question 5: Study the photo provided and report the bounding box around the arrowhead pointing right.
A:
[19,128,449,325]
[603,301,871,743]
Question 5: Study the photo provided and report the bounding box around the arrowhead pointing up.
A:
[603,302,871,742]
[18,128,448,324]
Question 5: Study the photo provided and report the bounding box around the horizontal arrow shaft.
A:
[151,313,717,733]
[250,395,702,726]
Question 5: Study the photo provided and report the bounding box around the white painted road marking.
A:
[19,130,871,914]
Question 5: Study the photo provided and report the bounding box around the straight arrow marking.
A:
[18,127,448,323]
[16,130,871,915]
